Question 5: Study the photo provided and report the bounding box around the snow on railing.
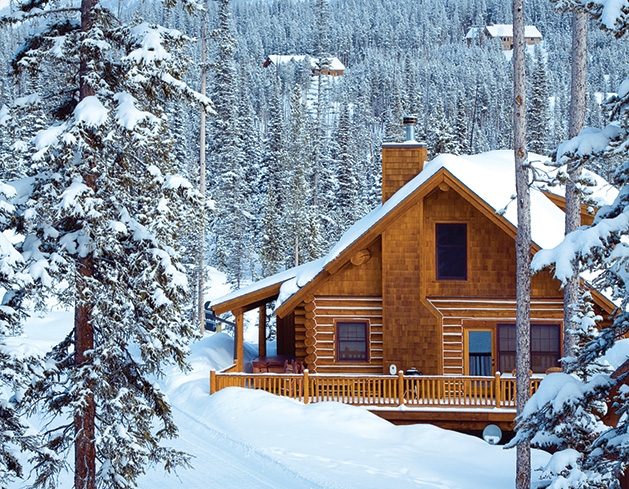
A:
[209,370,542,408]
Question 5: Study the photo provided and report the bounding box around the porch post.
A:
[210,369,216,395]
[398,370,405,406]
[303,369,310,404]
[494,372,502,408]
[258,305,267,357]
[235,309,245,372]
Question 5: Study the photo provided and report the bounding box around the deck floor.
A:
[368,406,517,431]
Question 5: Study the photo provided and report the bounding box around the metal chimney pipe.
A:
[403,115,418,141]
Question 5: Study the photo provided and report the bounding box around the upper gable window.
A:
[436,223,467,280]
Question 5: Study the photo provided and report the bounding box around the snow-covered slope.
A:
[5,308,556,489]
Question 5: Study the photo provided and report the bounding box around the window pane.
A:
[436,224,467,280]
[498,323,560,373]
[469,331,492,354]
[437,224,467,246]
[531,324,560,371]
[498,324,516,373]
[469,330,493,376]
[337,321,368,361]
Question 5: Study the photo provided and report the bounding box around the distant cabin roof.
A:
[485,24,542,39]
[264,55,345,71]
[211,150,616,314]
[465,27,482,39]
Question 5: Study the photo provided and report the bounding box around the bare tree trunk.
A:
[75,3,97,488]
[198,1,209,333]
[74,259,96,489]
[513,1,531,487]
[564,11,588,366]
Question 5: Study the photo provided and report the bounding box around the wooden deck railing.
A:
[209,370,542,409]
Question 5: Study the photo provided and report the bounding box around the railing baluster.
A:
[210,372,541,412]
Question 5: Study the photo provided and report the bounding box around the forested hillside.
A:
[1,0,626,289]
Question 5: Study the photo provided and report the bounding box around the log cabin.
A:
[262,55,346,76]
[465,24,543,50]
[209,118,617,430]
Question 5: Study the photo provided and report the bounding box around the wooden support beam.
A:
[209,370,216,395]
[258,305,267,357]
[235,311,244,372]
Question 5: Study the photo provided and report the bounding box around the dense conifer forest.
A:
[3,1,629,488]
[1,0,627,286]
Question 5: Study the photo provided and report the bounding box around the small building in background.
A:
[465,24,543,50]
[263,55,345,76]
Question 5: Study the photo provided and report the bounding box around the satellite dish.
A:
[482,424,502,445]
[389,364,397,375]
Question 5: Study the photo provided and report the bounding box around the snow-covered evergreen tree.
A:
[509,289,615,487]
[514,15,629,482]
[208,0,250,287]
[333,100,360,235]
[285,84,321,266]
[453,94,469,155]
[429,100,458,155]
[0,178,32,488]
[260,85,289,276]
[528,44,551,155]
[0,1,213,487]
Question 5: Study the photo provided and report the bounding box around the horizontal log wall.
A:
[432,298,565,374]
[442,317,464,375]
[313,296,383,374]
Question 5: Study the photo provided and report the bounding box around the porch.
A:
[210,370,542,431]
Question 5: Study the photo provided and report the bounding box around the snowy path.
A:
[153,403,337,489]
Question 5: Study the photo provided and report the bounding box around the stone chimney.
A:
[381,116,427,203]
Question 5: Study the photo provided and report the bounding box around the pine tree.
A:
[0,179,31,488]
[510,291,616,488]
[260,86,289,276]
[208,0,250,287]
[403,53,423,119]
[285,84,318,267]
[453,94,469,155]
[512,2,629,479]
[235,64,262,280]
[0,1,212,487]
[528,44,551,155]
[428,100,458,155]
[333,100,360,235]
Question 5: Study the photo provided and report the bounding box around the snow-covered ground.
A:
[8,320,552,489]
[7,269,629,488]
[3,307,558,488]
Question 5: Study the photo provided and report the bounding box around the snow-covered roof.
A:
[485,24,542,39]
[265,55,345,71]
[465,27,482,39]
[210,260,322,311]
[212,150,617,314]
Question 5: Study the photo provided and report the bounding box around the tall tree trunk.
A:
[198,1,209,332]
[75,2,97,488]
[513,1,531,488]
[74,259,96,489]
[564,11,588,366]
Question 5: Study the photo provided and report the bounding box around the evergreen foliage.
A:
[512,4,629,484]
[208,0,252,286]
[0,1,212,487]
[0,179,31,488]
[0,0,628,483]
[528,44,551,155]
